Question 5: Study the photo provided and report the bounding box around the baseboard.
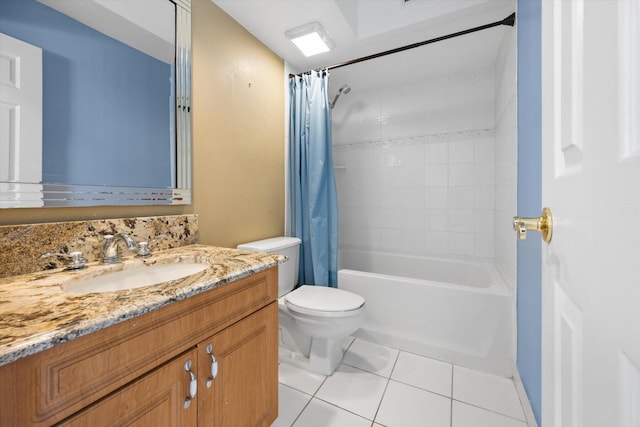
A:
[512,365,539,427]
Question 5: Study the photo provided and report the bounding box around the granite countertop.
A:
[0,244,284,367]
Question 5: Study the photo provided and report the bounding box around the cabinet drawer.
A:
[0,266,277,426]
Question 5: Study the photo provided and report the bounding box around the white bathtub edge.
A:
[512,365,540,427]
[339,268,511,297]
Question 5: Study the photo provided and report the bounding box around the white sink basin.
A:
[62,263,208,294]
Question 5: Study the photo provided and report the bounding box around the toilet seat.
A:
[285,285,365,317]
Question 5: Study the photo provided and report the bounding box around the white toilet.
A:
[237,237,365,375]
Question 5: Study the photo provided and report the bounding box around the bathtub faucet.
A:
[102,233,138,264]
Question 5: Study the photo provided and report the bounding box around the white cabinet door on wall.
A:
[0,32,42,185]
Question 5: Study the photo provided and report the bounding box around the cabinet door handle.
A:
[183,359,197,409]
[205,343,218,388]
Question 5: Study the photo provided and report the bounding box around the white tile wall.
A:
[494,26,518,290]
[333,69,495,260]
[333,55,517,263]
[335,131,498,259]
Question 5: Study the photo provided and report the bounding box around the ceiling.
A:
[211,0,515,75]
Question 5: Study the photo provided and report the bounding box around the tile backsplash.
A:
[0,214,198,278]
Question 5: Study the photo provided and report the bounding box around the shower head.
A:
[330,84,351,109]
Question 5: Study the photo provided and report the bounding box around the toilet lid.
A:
[285,285,364,312]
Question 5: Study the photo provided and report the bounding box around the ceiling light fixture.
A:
[285,22,334,57]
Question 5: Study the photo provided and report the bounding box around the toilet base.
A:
[277,292,365,376]
[279,336,345,375]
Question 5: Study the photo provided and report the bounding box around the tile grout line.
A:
[284,366,330,427]
[282,382,314,426]
[451,398,528,424]
[349,337,460,370]
[285,337,365,426]
[370,349,401,426]
[450,364,455,427]
[282,338,526,426]
[309,396,375,425]
[364,374,455,401]
[450,364,529,425]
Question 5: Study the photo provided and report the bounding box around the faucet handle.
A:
[137,241,151,257]
[41,251,88,270]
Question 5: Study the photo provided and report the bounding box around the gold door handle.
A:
[513,207,553,243]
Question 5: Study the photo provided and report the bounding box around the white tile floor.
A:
[273,338,529,427]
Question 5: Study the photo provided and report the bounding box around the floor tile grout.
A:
[279,339,527,427]
[308,396,374,424]
[370,350,401,425]
[451,398,528,423]
[281,362,331,427]
[388,377,454,400]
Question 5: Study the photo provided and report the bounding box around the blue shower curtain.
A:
[289,71,338,288]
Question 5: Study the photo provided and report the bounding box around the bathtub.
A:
[338,249,514,376]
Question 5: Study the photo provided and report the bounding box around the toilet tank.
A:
[237,237,301,298]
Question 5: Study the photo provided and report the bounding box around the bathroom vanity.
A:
[0,245,281,426]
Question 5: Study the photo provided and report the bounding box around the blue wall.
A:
[0,0,173,188]
[516,0,542,423]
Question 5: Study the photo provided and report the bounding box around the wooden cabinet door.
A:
[57,349,198,427]
[197,302,278,427]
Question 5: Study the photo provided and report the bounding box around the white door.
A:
[0,33,42,183]
[540,1,640,426]
[0,32,43,207]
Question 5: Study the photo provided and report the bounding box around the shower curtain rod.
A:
[289,12,515,78]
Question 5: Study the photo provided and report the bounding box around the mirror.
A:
[0,0,191,208]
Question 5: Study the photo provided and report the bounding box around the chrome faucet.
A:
[102,233,138,264]
[41,251,87,270]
